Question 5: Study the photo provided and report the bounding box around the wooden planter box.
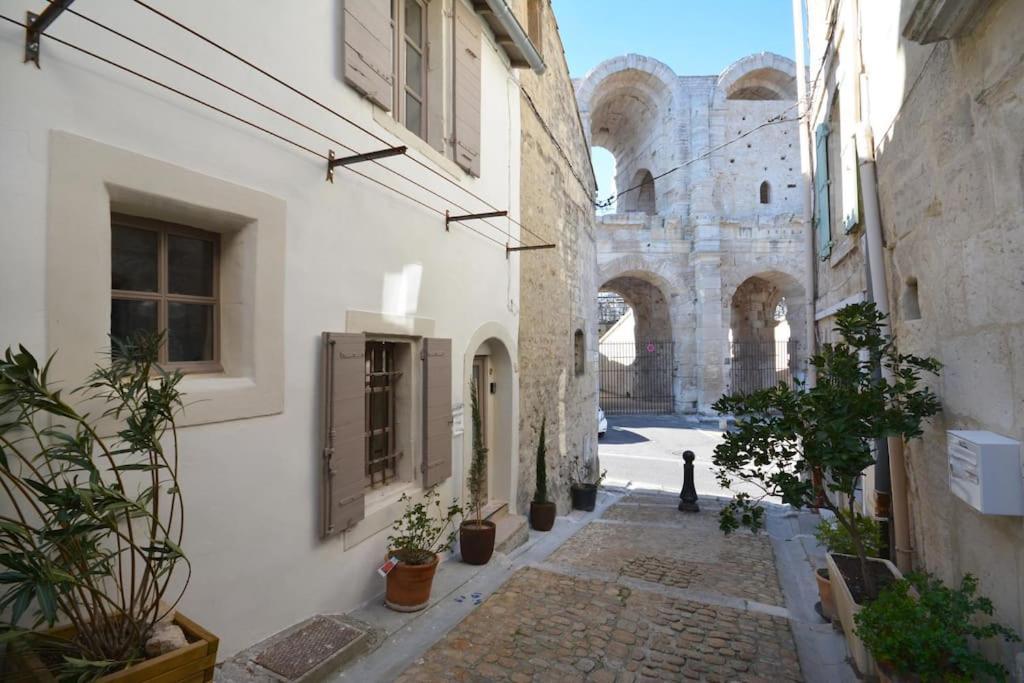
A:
[827,552,902,678]
[5,612,218,683]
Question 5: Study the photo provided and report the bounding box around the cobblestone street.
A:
[395,492,804,682]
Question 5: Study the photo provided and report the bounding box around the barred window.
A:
[365,341,402,487]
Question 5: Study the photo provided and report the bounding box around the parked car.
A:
[598,406,607,438]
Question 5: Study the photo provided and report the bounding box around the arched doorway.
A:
[465,335,515,516]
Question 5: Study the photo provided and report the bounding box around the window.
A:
[110,214,219,372]
[760,181,771,204]
[391,0,428,139]
[574,329,585,376]
[365,341,402,487]
[527,0,543,51]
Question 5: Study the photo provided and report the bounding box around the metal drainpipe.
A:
[791,0,817,388]
[480,0,546,75]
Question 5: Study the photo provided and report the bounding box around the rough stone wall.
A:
[515,0,599,514]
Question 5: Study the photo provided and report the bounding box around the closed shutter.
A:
[343,0,393,111]
[840,134,860,233]
[422,338,453,487]
[452,0,481,176]
[814,122,831,259]
[321,332,366,537]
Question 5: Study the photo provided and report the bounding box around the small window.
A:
[391,0,428,139]
[527,0,543,51]
[760,181,771,204]
[110,214,219,372]
[366,341,401,487]
[574,329,585,376]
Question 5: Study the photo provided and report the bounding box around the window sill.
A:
[371,107,465,181]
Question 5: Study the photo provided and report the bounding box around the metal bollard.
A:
[678,450,699,512]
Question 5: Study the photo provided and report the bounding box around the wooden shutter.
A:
[452,0,481,176]
[840,134,860,233]
[814,122,832,259]
[343,0,393,111]
[422,338,453,487]
[321,332,366,537]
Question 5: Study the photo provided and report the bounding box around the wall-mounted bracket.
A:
[24,1,75,68]
[445,209,507,232]
[325,145,406,183]
[505,243,556,259]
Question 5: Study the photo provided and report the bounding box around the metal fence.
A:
[598,341,675,414]
[729,340,801,394]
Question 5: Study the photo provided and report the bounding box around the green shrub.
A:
[814,512,882,557]
[855,572,1019,682]
[387,487,462,565]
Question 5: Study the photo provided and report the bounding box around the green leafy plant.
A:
[387,486,462,565]
[465,381,487,526]
[0,335,189,680]
[712,302,941,598]
[533,417,548,504]
[855,572,1020,681]
[814,512,882,557]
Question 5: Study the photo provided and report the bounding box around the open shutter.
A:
[321,332,366,537]
[422,338,453,487]
[814,122,832,259]
[452,0,481,176]
[840,134,860,233]
[343,0,393,111]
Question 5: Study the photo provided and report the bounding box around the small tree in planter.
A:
[0,336,217,682]
[459,382,495,565]
[529,417,556,531]
[813,514,883,622]
[855,572,1019,682]
[384,487,462,611]
[566,453,606,512]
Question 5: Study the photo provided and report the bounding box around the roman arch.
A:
[580,52,808,413]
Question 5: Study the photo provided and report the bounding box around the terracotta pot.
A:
[815,567,836,622]
[530,501,556,531]
[827,552,902,678]
[385,553,439,612]
[459,520,496,565]
[570,484,598,511]
[4,612,218,682]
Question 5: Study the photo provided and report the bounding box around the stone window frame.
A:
[47,131,285,428]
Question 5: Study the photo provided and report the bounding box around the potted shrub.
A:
[813,513,882,623]
[384,487,462,612]
[566,453,606,512]
[0,336,218,682]
[711,302,941,676]
[855,572,1020,682]
[459,382,495,565]
[529,417,556,531]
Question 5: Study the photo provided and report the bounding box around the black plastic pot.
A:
[529,501,556,531]
[459,520,496,565]
[570,484,598,511]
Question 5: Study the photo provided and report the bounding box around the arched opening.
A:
[760,181,771,204]
[728,272,806,394]
[623,169,656,214]
[723,67,797,101]
[573,329,586,376]
[591,145,618,214]
[465,336,514,515]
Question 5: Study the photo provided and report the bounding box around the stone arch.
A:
[622,168,656,213]
[716,52,797,102]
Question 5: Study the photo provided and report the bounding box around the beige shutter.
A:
[343,0,394,111]
[422,338,453,487]
[452,0,481,176]
[321,332,366,537]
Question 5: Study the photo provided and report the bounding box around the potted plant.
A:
[567,453,606,512]
[459,382,495,565]
[0,335,218,682]
[529,417,556,531]
[855,572,1020,682]
[384,487,462,612]
[812,513,882,623]
[711,302,941,676]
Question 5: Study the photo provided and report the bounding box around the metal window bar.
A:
[729,340,802,394]
[365,342,401,487]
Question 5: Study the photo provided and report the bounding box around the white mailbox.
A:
[948,430,1023,516]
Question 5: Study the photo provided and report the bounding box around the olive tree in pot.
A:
[529,417,556,531]
[0,336,218,683]
[566,453,606,512]
[712,302,941,676]
[459,382,494,565]
[385,487,462,612]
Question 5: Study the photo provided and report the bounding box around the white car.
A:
[598,406,608,438]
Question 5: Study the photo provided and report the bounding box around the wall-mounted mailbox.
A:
[948,430,1023,516]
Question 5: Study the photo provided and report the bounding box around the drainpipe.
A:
[479,0,546,74]
[791,0,817,388]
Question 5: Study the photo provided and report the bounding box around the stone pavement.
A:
[393,493,808,682]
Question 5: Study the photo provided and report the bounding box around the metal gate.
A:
[598,341,675,414]
[729,340,800,394]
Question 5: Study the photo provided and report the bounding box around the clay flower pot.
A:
[530,501,556,531]
[385,553,439,612]
[815,566,836,622]
[570,484,598,511]
[459,520,496,565]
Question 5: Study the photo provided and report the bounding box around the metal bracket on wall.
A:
[24,1,76,68]
[444,209,507,232]
[505,243,556,259]
[325,146,407,183]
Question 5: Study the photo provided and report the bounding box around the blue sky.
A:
[553,0,796,207]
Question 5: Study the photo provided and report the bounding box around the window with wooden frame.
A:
[365,341,403,487]
[391,0,428,139]
[110,213,220,372]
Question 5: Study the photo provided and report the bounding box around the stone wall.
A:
[515,0,599,514]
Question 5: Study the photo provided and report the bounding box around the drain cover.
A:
[254,617,365,680]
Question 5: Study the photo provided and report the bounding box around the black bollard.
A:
[678,450,699,512]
